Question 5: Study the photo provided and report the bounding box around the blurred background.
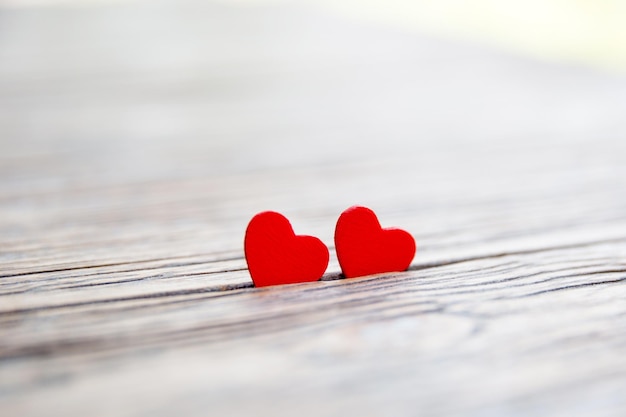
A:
[1,0,625,183]
[2,0,626,217]
[2,0,626,275]
[4,0,626,72]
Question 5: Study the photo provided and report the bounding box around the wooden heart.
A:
[244,211,329,287]
[335,206,416,278]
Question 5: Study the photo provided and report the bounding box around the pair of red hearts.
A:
[244,206,416,287]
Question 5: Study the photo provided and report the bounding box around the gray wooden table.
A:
[1,2,626,416]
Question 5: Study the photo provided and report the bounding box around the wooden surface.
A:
[1,2,626,416]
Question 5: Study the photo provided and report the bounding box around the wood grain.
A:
[1,2,626,416]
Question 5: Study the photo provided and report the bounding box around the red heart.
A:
[335,206,416,278]
[244,211,329,287]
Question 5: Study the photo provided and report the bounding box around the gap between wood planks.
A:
[2,235,626,317]
[3,235,626,281]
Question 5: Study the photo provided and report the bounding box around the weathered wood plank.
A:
[1,1,626,416]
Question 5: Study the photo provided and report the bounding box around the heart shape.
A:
[335,206,416,278]
[244,211,329,287]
